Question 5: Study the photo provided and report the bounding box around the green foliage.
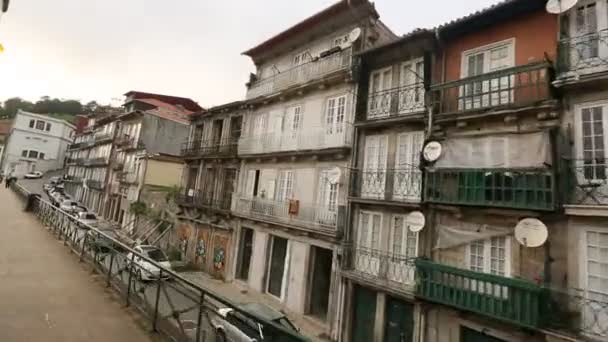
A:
[165,185,183,203]
[129,201,148,216]
[0,96,120,119]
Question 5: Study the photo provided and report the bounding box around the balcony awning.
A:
[434,131,552,169]
[435,222,511,250]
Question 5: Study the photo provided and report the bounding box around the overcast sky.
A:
[0,0,501,107]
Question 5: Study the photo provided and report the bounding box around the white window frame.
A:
[466,237,512,277]
[325,94,347,135]
[398,58,425,113]
[357,210,382,250]
[368,66,393,117]
[574,100,608,185]
[389,214,419,258]
[332,34,349,48]
[460,38,516,78]
[293,50,311,67]
[275,170,294,202]
[579,225,608,339]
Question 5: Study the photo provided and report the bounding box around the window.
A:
[368,67,393,117]
[333,34,349,47]
[21,150,27,157]
[35,120,45,130]
[275,170,294,201]
[293,50,310,66]
[361,135,388,199]
[318,169,338,211]
[39,153,45,160]
[45,123,51,131]
[388,215,419,284]
[28,151,39,159]
[575,3,599,59]
[467,237,511,276]
[358,211,381,250]
[581,105,607,180]
[29,120,35,128]
[326,95,347,134]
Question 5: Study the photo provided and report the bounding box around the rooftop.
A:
[124,90,202,112]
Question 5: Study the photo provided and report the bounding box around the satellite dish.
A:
[514,218,548,248]
[349,28,362,43]
[406,211,425,232]
[327,167,342,184]
[546,0,578,14]
[422,141,442,162]
[187,188,195,197]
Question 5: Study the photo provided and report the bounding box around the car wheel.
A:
[216,330,227,342]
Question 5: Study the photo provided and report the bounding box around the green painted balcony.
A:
[424,168,555,211]
[415,259,547,329]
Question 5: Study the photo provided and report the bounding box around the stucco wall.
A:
[144,159,183,187]
[141,115,189,156]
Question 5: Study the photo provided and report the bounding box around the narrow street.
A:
[0,186,159,342]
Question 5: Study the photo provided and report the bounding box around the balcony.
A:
[88,157,109,166]
[112,161,124,171]
[234,195,345,235]
[94,132,113,144]
[122,172,138,184]
[557,29,608,78]
[365,83,425,121]
[86,179,104,190]
[563,159,608,207]
[238,123,353,156]
[351,168,422,204]
[176,190,232,211]
[181,138,239,158]
[68,142,84,150]
[66,158,84,165]
[424,168,555,211]
[431,62,552,117]
[246,47,352,100]
[342,245,416,292]
[115,134,133,146]
[65,176,83,184]
[415,259,547,329]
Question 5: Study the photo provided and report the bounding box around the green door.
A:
[384,297,414,342]
[461,327,506,342]
[352,286,376,342]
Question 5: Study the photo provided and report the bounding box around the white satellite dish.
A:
[546,0,578,14]
[349,27,362,43]
[327,167,342,184]
[514,218,548,248]
[406,211,426,232]
[422,141,442,162]
[187,188,195,197]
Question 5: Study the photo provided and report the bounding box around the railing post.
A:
[196,291,205,342]
[126,253,136,307]
[106,252,115,287]
[79,233,88,262]
[152,270,163,332]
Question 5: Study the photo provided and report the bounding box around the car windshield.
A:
[144,248,168,262]
[83,214,96,220]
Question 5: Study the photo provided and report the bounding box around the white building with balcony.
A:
[1,110,74,177]
[230,1,395,339]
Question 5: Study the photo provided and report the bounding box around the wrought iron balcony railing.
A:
[246,48,352,100]
[66,157,85,165]
[557,29,608,75]
[112,161,124,171]
[64,176,83,184]
[563,158,608,206]
[175,190,233,211]
[342,245,416,289]
[365,83,425,120]
[88,157,109,166]
[68,142,84,150]
[415,258,547,329]
[180,138,239,158]
[94,132,113,143]
[238,123,353,156]
[234,195,345,233]
[431,62,552,116]
[351,168,422,203]
[424,168,555,211]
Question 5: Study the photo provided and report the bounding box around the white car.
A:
[126,245,172,281]
[210,303,299,342]
[59,200,81,213]
[75,212,98,227]
[24,171,44,179]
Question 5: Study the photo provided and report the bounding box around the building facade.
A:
[2,110,74,176]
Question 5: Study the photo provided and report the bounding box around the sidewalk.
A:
[180,272,331,341]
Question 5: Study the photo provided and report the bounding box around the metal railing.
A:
[69,142,84,150]
[94,132,113,143]
[415,258,546,329]
[234,195,344,233]
[563,158,608,206]
[115,134,133,146]
[88,157,109,166]
[342,245,416,288]
[431,62,552,115]
[238,123,353,156]
[351,168,422,203]
[246,48,352,99]
[176,190,233,212]
[112,161,124,171]
[424,167,555,211]
[558,29,608,75]
[365,83,425,120]
[10,183,309,342]
[181,138,239,158]
[86,179,104,190]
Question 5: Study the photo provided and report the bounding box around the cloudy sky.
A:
[0,0,501,107]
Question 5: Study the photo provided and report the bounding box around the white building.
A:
[1,110,74,176]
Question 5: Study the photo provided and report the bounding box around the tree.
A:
[1,97,34,118]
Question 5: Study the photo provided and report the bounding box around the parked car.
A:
[210,303,299,342]
[49,176,61,185]
[126,245,172,281]
[75,211,98,227]
[59,199,81,213]
[24,171,44,179]
[43,183,53,192]
[85,227,121,254]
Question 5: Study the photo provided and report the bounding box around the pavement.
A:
[0,184,160,341]
[181,272,331,341]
